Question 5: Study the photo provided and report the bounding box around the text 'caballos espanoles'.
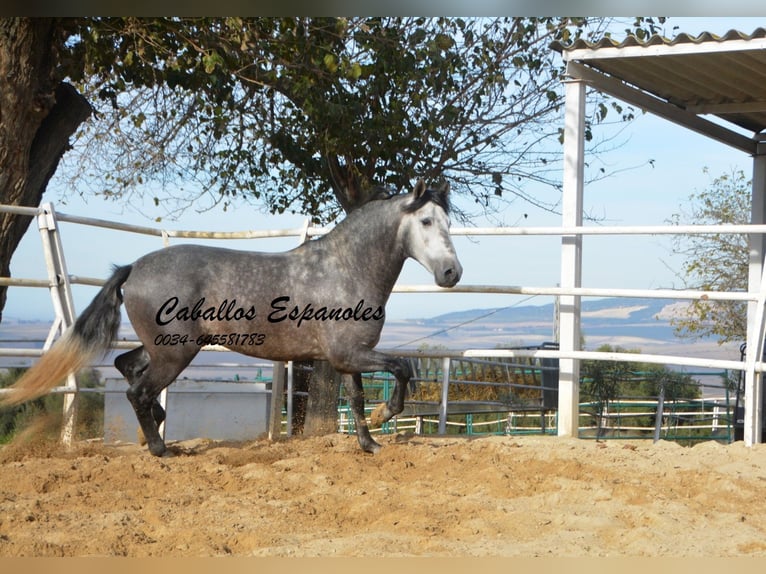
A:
[155,296,384,328]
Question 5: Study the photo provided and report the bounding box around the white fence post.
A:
[286,360,294,437]
[745,149,766,445]
[269,362,286,440]
[557,77,586,438]
[438,357,450,434]
[37,203,79,446]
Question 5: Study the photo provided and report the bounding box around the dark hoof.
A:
[359,439,382,455]
[147,441,168,457]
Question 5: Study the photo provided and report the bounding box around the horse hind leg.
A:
[115,345,197,457]
[115,347,165,430]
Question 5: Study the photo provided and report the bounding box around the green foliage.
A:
[50,17,659,222]
[0,368,29,440]
[581,344,702,438]
[582,344,701,400]
[0,367,104,444]
[668,169,750,343]
[581,345,636,436]
[639,365,701,401]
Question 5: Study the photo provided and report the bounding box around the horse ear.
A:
[413,179,427,199]
[438,181,450,195]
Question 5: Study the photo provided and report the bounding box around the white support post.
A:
[438,357,451,434]
[557,78,586,438]
[37,203,79,446]
[268,362,286,440]
[286,360,294,437]
[158,232,170,440]
[744,148,766,445]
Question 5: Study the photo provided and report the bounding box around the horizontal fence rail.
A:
[3,205,760,303]
[7,203,766,238]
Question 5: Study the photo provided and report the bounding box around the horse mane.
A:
[367,186,397,202]
[363,184,451,216]
[401,186,451,215]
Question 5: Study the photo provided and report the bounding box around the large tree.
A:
[0,19,91,320]
[54,17,661,222]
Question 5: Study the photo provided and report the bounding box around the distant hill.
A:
[426,297,677,325]
[380,297,740,362]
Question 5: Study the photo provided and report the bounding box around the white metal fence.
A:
[0,202,761,445]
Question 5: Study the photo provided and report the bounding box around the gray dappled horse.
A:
[3,179,462,456]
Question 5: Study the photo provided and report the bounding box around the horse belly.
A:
[213,321,326,362]
[210,315,383,364]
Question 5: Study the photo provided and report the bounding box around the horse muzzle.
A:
[435,261,462,288]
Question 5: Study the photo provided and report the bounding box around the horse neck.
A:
[320,203,406,292]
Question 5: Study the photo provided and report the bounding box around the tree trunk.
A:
[290,360,311,434]
[0,18,91,321]
[303,360,342,436]
[299,156,370,436]
[327,154,376,213]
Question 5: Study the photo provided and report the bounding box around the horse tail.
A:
[1,264,132,406]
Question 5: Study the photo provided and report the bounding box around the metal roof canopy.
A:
[552,29,766,446]
[553,28,766,153]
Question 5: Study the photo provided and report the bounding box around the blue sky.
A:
[5,17,764,322]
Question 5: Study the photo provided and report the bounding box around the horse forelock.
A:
[401,187,451,216]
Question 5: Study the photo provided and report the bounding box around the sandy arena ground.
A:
[1,429,766,558]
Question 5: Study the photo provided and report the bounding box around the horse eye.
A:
[421,217,432,227]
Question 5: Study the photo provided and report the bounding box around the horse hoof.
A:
[147,442,168,457]
[369,403,391,427]
[362,441,382,455]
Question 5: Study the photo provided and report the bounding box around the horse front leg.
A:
[331,349,413,434]
[342,373,382,454]
[369,390,404,427]
[367,357,412,428]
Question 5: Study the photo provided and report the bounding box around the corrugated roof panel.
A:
[553,27,766,52]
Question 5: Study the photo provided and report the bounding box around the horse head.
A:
[400,179,463,288]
